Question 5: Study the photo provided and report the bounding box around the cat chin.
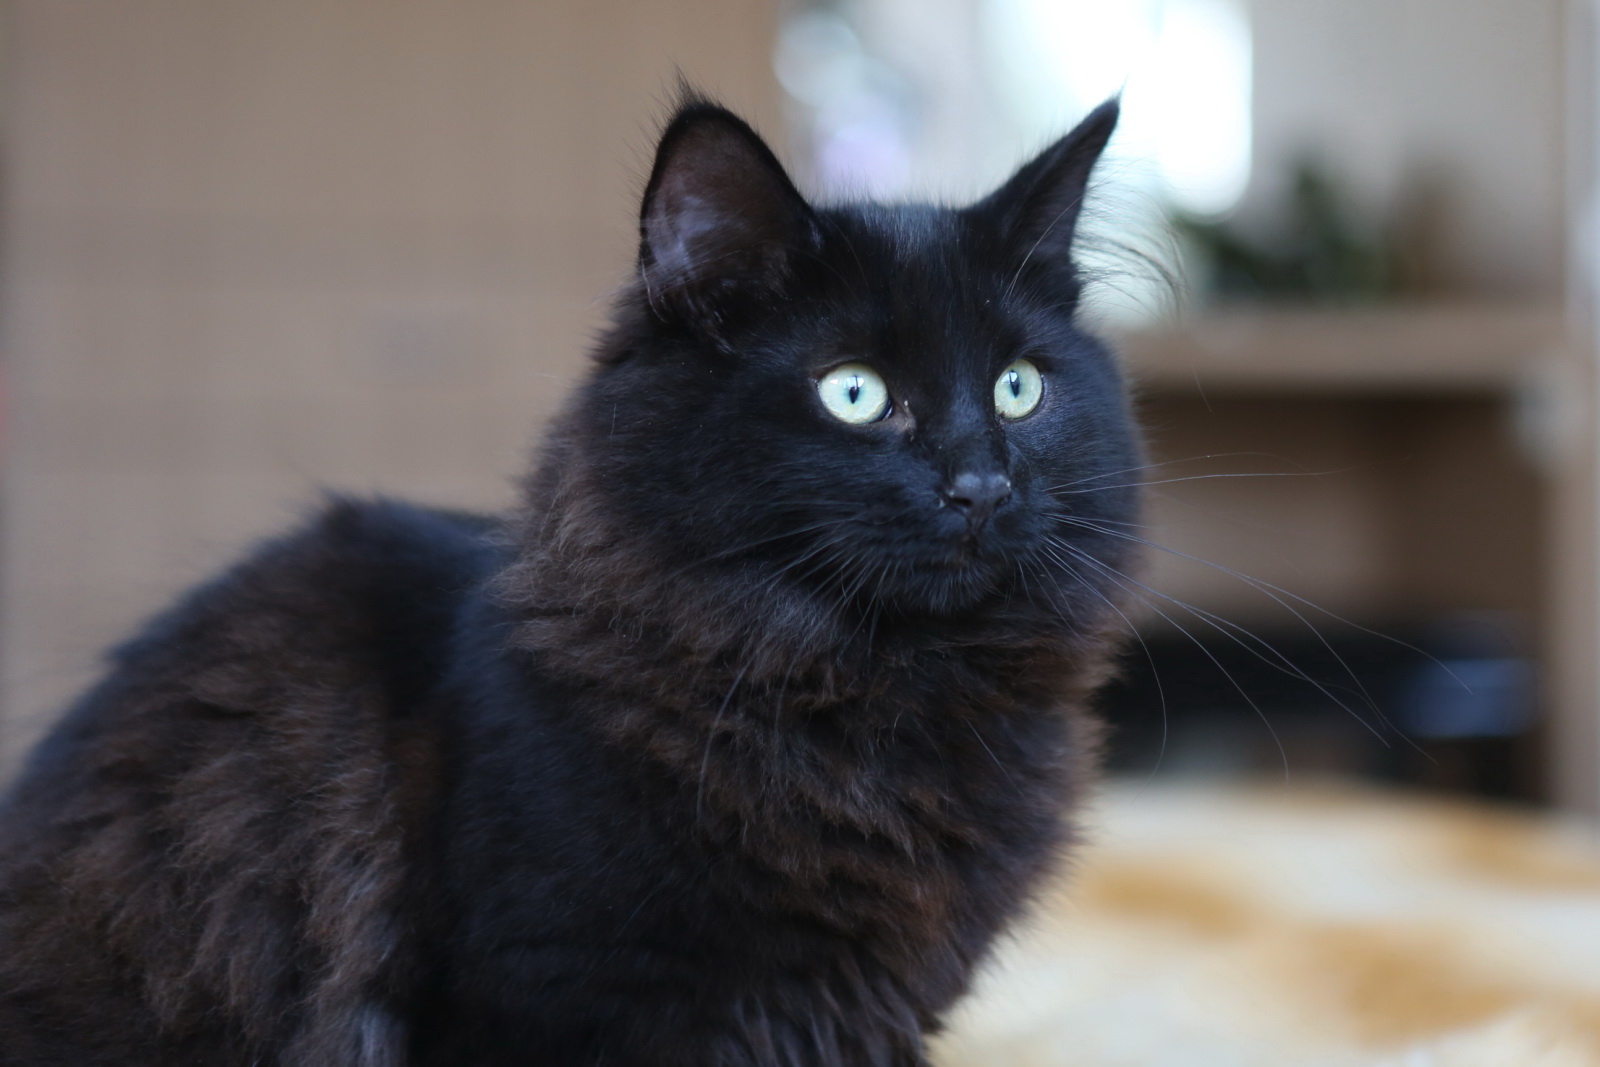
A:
[872,558,1015,618]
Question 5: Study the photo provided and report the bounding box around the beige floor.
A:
[934,780,1600,1067]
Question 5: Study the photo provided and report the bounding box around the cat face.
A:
[574,99,1139,623]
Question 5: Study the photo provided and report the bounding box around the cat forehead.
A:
[806,204,1029,364]
[819,204,988,277]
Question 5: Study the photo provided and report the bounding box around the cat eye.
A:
[994,359,1044,420]
[817,363,891,424]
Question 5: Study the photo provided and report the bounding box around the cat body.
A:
[0,97,1138,1065]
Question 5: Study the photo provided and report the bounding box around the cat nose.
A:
[940,470,1012,529]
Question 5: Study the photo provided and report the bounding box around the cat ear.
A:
[639,100,817,312]
[974,98,1119,273]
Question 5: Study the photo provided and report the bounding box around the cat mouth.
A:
[936,538,988,571]
[906,533,985,571]
[944,524,1012,564]
[898,565,1008,616]
[894,540,1011,601]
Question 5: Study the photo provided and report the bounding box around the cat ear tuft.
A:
[974,98,1120,276]
[639,100,816,312]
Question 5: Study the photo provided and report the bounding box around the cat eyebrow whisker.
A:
[1003,191,1089,304]
[791,238,860,293]
[820,213,871,290]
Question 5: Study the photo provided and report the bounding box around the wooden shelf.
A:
[1113,302,1568,395]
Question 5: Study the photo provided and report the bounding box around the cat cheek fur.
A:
[0,92,1140,1066]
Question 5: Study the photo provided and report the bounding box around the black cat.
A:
[0,94,1139,1066]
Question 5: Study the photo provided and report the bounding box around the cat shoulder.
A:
[97,496,499,714]
[0,497,502,1063]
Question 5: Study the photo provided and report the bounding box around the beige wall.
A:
[1250,0,1567,297]
[0,0,783,774]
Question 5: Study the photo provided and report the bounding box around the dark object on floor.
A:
[1099,619,1539,801]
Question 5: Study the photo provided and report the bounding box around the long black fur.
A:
[0,96,1139,1065]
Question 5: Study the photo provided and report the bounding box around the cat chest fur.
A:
[426,608,1104,1059]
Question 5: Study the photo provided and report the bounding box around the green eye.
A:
[817,363,891,424]
[994,359,1044,419]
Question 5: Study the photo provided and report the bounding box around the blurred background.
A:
[0,0,1594,821]
[5,4,1600,1062]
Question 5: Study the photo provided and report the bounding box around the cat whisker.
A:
[1027,545,1171,783]
[1050,469,1351,495]
[696,667,747,826]
[1046,452,1303,493]
[1024,543,1177,783]
[857,557,898,657]
[1054,514,1465,699]
[751,533,852,599]
[1040,540,1293,780]
[965,719,1020,794]
[1047,532,1394,746]
[1042,521,1437,764]
[691,516,859,569]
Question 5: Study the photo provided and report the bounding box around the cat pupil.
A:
[1007,372,1021,397]
[847,378,862,404]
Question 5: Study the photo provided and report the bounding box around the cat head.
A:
[552,96,1139,629]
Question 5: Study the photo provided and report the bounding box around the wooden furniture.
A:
[1110,302,1589,808]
